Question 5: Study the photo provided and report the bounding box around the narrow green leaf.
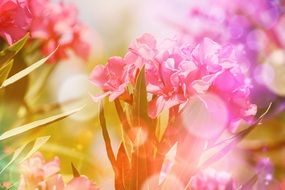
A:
[0,106,83,141]
[0,136,50,175]
[133,67,148,126]
[114,99,131,131]
[1,47,57,88]
[0,34,29,64]
[120,125,133,163]
[19,136,50,163]
[0,144,26,175]
[0,59,13,86]
[155,109,169,142]
[99,102,117,171]
[71,162,80,177]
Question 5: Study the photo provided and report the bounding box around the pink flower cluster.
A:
[190,169,237,190]
[0,0,91,62]
[18,152,99,190]
[28,0,91,62]
[91,33,256,126]
[181,0,283,46]
[0,0,32,44]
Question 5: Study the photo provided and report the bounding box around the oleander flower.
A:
[91,34,256,128]
[170,0,285,110]
[0,0,31,44]
[28,0,91,62]
[190,169,237,190]
[90,56,129,101]
[65,176,99,190]
[18,152,99,190]
[18,152,63,190]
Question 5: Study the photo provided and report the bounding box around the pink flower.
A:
[65,176,100,190]
[90,56,129,101]
[0,0,31,44]
[18,152,100,190]
[91,34,256,127]
[125,33,158,83]
[18,152,64,190]
[189,38,256,125]
[28,0,91,62]
[190,169,237,190]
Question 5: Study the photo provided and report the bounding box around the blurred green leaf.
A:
[0,136,50,175]
[0,106,83,141]
[0,144,26,175]
[19,136,50,163]
[0,60,13,86]
[0,34,29,65]
[1,47,57,88]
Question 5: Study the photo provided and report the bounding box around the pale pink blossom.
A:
[190,169,237,190]
[0,0,31,44]
[28,0,91,62]
[18,152,64,190]
[18,152,99,190]
[65,176,99,190]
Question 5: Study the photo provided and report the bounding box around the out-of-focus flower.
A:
[28,0,91,62]
[0,182,12,189]
[91,34,256,129]
[0,0,32,44]
[190,168,237,190]
[256,157,274,190]
[18,152,99,190]
[65,176,100,190]
[18,152,64,190]
[170,0,285,110]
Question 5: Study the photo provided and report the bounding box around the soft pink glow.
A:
[0,0,31,44]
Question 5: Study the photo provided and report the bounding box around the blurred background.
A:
[1,0,285,189]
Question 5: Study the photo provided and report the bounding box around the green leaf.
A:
[0,34,29,64]
[19,136,50,163]
[1,47,57,88]
[132,67,149,126]
[155,109,169,142]
[0,60,13,86]
[120,125,133,163]
[0,144,26,175]
[0,106,83,141]
[99,102,117,171]
[0,136,50,175]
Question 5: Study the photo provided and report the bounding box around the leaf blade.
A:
[1,47,57,88]
[0,59,13,86]
[0,34,29,64]
[0,106,83,141]
[19,136,50,163]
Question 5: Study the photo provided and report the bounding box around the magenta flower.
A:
[28,0,91,62]
[91,34,256,128]
[0,0,31,44]
[190,169,237,190]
